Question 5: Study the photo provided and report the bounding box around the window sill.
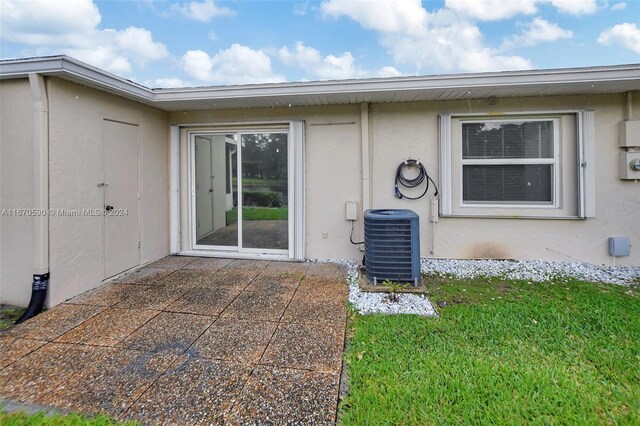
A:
[438,214,587,220]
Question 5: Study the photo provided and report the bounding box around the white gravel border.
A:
[421,258,640,286]
[311,257,639,317]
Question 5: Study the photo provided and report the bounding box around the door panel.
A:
[195,136,213,239]
[103,119,140,279]
[240,133,288,250]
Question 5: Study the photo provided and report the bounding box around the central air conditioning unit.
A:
[364,209,420,285]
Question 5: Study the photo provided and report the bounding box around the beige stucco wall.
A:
[170,92,639,266]
[172,105,364,260]
[370,94,639,265]
[46,78,170,305]
[0,79,35,306]
[0,77,170,307]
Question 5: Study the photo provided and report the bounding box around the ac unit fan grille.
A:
[364,209,420,284]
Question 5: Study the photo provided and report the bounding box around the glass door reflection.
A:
[194,134,238,247]
[240,133,288,250]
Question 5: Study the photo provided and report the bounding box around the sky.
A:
[0,0,638,88]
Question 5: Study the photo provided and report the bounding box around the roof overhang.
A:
[1,55,639,112]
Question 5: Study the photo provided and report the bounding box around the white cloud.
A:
[182,44,285,84]
[502,18,573,49]
[445,0,538,21]
[113,27,169,64]
[172,0,234,22]
[278,41,401,80]
[549,0,597,15]
[151,78,191,88]
[611,2,627,10]
[320,2,531,73]
[0,0,101,44]
[380,20,532,73]
[444,0,596,20]
[376,66,403,78]
[598,23,640,54]
[0,0,168,75]
[321,0,428,35]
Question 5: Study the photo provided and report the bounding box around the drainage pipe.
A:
[15,73,49,324]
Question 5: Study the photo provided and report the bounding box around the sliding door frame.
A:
[174,121,305,260]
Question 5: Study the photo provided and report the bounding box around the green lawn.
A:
[0,411,136,426]
[226,207,288,224]
[340,277,640,425]
[233,177,287,186]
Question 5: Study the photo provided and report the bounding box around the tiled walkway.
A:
[0,257,349,425]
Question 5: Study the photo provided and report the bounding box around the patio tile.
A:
[261,261,309,277]
[115,285,188,310]
[183,257,234,271]
[199,270,257,292]
[221,290,292,321]
[114,267,173,286]
[243,272,300,296]
[3,304,105,341]
[124,357,251,425]
[226,366,340,425]
[119,312,214,356]
[299,275,349,299]
[156,269,214,288]
[260,322,344,372]
[39,348,175,417]
[0,337,46,369]
[64,283,141,307]
[56,308,158,347]
[165,287,240,316]
[306,262,348,280]
[192,318,277,363]
[147,255,196,270]
[282,293,347,326]
[0,342,109,402]
[224,259,271,272]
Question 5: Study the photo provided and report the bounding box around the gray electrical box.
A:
[608,237,631,257]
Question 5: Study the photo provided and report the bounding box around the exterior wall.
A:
[170,92,639,266]
[46,78,169,305]
[369,94,638,266]
[171,105,363,260]
[0,79,35,306]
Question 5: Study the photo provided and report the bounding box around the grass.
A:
[226,207,288,224]
[0,305,26,332]
[233,177,287,186]
[340,276,640,425]
[0,411,136,425]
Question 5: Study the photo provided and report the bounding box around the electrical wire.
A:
[394,159,438,200]
[349,221,364,245]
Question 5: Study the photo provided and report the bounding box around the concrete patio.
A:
[0,257,349,425]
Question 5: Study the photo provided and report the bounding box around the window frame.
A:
[438,110,596,219]
[459,117,561,209]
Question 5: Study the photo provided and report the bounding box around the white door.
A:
[195,136,214,239]
[103,119,140,279]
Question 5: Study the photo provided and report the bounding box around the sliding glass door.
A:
[191,130,289,254]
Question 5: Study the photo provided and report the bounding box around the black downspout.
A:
[14,273,49,324]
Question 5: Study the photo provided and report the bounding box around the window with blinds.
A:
[460,119,558,206]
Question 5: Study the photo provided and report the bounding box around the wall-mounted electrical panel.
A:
[345,201,358,221]
[619,120,640,148]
